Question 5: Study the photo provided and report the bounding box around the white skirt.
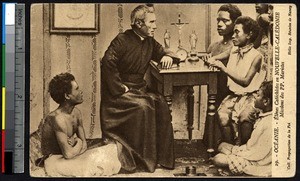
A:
[44,143,121,177]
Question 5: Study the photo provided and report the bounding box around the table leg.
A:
[187,86,194,140]
[164,96,172,107]
[165,96,173,123]
[207,94,216,157]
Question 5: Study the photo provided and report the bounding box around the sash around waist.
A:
[120,73,144,83]
[120,73,146,90]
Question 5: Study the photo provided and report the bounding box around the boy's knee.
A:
[218,142,233,154]
[218,112,230,126]
[240,121,253,131]
[218,142,227,152]
[239,106,259,123]
[239,122,253,144]
[212,154,228,167]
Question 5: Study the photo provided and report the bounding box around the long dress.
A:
[100,29,178,173]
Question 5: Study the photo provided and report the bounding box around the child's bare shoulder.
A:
[49,111,68,130]
[45,110,59,122]
[43,111,68,133]
[73,107,82,117]
[208,41,219,51]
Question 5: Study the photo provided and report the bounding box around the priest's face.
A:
[140,12,157,37]
[217,11,234,36]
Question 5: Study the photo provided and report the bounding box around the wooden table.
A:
[149,60,218,154]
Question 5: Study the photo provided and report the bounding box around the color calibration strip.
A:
[2,3,16,174]
[1,3,25,174]
[1,3,6,172]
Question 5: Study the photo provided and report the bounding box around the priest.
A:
[100,4,179,173]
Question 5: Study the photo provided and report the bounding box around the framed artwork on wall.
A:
[50,3,99,34]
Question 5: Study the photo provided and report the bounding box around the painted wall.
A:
[30,3,257,139]
[30,4,102,138]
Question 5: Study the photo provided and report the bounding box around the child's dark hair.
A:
[218,4,242,23]
[48,72,75,104]
[235,16,260,44]
[260,81,272,107]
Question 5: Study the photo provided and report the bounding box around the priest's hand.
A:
[160,56,173,69]
[122,84,129,93]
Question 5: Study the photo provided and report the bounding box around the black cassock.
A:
[101,29,178,172]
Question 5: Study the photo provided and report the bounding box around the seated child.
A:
[41,73,121,177]
[209,16,266,145]
[212,81,272,176]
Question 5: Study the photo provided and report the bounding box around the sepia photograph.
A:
[29,3,296,178]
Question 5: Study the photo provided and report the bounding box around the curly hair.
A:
[260,81,272,107]
[48,72,75,104]
[218,4,242,23]
[235,16,260,44]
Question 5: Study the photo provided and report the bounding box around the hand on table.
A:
[210,60,226,71]
[160,56,173,69]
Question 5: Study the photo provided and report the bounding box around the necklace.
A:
[222,37,232,45]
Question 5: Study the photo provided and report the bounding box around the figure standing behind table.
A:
[255,3,269,18]
[209,16,266,146]
[101,4,179,173]
[207,4,242,106]
[256,4,273,81]
[203,4,242,151]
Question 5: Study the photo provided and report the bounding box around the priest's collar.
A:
[133,30,145,41]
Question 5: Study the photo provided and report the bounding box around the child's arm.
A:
[211,54,262,87]
[206,48,231,64]
[75,108,87,154]
[53,116,83,159]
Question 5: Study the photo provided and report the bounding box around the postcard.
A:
[29,3,296,178]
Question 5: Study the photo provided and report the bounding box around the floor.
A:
[30,139,232,178]
[113,139,228,178]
